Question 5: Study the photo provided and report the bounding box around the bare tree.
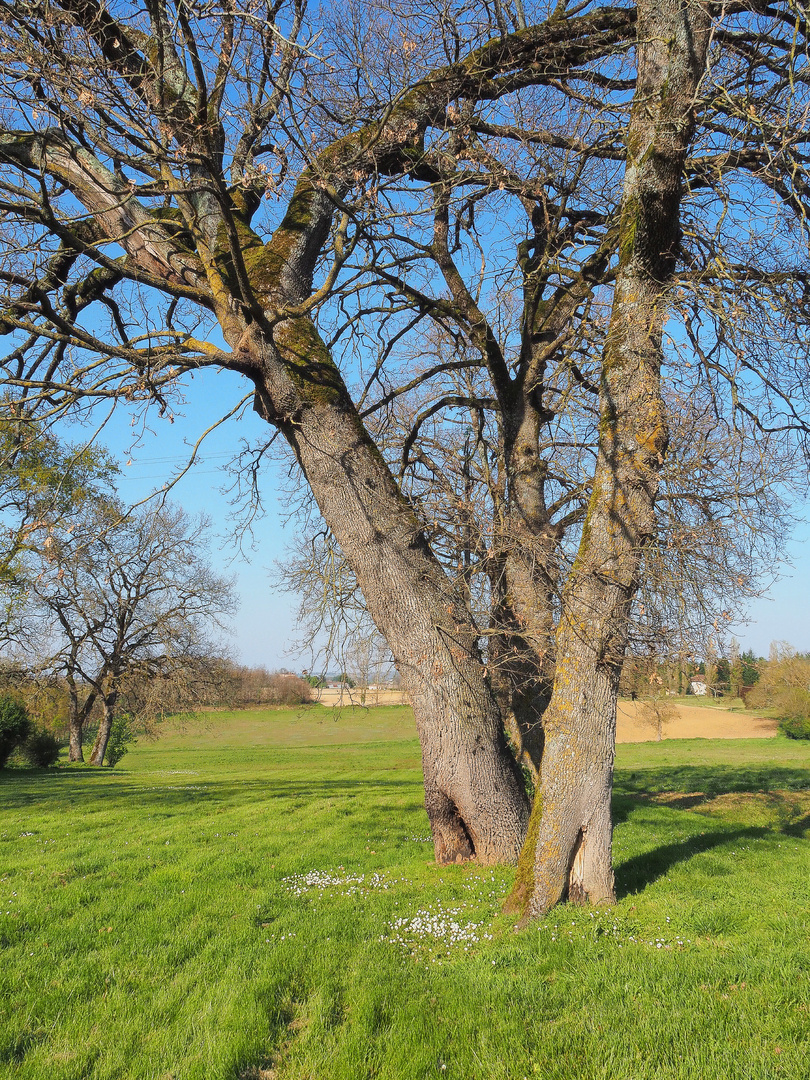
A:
[638,694,677,743]
[1,0,619,860]
[1,0,810,907]
[24,500,235,764]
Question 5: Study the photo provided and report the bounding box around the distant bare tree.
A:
[0,419,116,642]
[638,695,678,743]
[23,501,235,764]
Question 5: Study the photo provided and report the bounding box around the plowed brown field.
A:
[616,700,777,742]
[314,689,777,743]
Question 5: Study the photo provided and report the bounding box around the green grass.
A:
[1,705,809,1080]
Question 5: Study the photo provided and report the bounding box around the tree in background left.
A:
[0,422,236,764]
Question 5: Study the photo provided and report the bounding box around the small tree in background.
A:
[741,651,761,689]
[638,695,679,743]
[749,644,810,706]
[22,501,235,765]
[265,673,312,707]
[105,714,137,767]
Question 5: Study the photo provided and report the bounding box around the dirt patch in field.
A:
[617,701,777,743]
[311,691,778,741]
[313,688,409,707]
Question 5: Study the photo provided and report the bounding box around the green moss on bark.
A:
[504,789,543,919]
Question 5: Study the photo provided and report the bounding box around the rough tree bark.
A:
[249,311,530,862]
[239,172,532,861]
[509,0,713,914]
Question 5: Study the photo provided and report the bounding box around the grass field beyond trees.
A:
[1,705,809,1080]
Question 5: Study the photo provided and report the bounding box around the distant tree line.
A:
[0,658,313,769]
[620,647,762,701]
[212,664,312,708]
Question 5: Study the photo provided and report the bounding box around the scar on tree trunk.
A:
[425,781,475,863]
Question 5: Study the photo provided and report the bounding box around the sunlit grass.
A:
[1,708,809,1079]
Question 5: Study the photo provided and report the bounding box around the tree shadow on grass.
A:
[613,826,768,898]
[0,769,422,812]
[614,763,810,799]
[611,759,810,895]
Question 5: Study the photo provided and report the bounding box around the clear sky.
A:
[66,367,810,671]
[64,367,305,671]
[731,517,810,659]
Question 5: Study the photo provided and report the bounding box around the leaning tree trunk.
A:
[252,318,529,863]
[89,692,116,766]
[214,164,532,864]
[510,0,713,915]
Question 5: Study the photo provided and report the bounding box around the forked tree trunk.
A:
[510,0,713,915]
[0,8,638,862]
[89,693,116,766]
[67,680,101,764]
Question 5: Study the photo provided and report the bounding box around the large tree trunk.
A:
[89,693,116,766]
[221,167,531,864]
[67,680,86,763]
[511,0,713,915]
[68,710,84,763]
[252,338,530,863]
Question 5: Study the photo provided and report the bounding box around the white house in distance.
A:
[689,677,708,696]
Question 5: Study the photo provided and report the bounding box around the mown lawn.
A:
[1,704,809,1080]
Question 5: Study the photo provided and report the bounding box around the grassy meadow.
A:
[1,704,809,1080]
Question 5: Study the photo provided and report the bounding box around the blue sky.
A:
[732,517,810,658]
[64,368,304,671]
[66,367,810,671]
